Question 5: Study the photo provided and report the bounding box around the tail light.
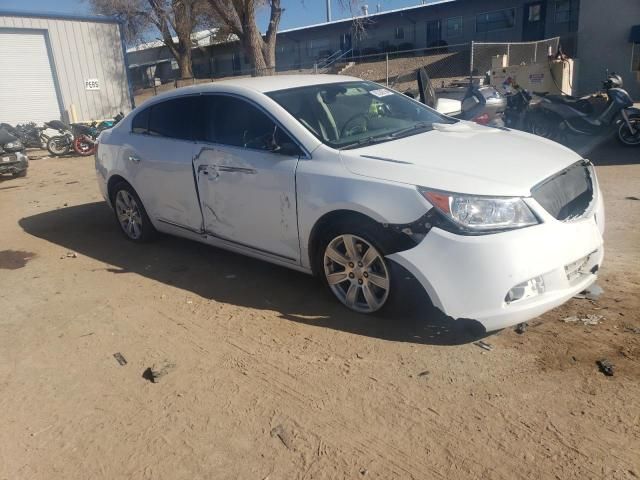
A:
[473,113,490,125]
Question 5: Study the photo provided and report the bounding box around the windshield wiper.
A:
[389,122,434,139]
[338,134,396,150]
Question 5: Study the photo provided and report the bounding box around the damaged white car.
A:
[96,75,604,332]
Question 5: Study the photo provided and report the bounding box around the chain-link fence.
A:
[133,37,565,105]
[471,37,560,76]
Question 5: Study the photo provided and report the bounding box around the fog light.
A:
[505,276,545,304]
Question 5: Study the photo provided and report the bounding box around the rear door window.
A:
[148,97,196,140]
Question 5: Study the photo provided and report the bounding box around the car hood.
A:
[339,122,582,197]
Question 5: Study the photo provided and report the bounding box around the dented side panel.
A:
[193,144,301,262]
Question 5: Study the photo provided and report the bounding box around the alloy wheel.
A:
[323,234,390,313]
[115,190,143,240]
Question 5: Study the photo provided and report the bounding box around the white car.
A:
[96,75,604,332]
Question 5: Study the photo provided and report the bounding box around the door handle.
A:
[128,155,141,163]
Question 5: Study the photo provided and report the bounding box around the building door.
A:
[340,33,352,51]
[426,20,442,47]
[0,30,62,124]
[523,2,547,41]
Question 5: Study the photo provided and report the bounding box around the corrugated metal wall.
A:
[0,14,132,122]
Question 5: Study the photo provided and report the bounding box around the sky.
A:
[0,0,431,31]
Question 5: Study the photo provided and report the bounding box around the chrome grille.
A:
[532,161,594,221]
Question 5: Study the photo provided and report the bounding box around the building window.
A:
[528,4,541,22]
[395,27,405,40]
[446,17,463,37]
[476,8,516,33]
[555,0,575,23]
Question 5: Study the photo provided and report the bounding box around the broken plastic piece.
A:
[596,359,614,376]
[474,340,494,351]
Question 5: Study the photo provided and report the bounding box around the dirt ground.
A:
[0,139,638,480]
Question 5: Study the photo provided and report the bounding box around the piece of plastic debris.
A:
[596,359,614,376]
[142,361,176,383]
[624,325,640,334]
[417,370,430,378]
[562,314,603,326]
[474,340,494,351]
[515,322,527,335]
[66,252,77,258]
[113,352,127,366]
[575,284,604,301]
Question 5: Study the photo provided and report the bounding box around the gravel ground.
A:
[0,140,638,479]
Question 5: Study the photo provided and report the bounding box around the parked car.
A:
[0,127,28,178]
[95,75,605,332]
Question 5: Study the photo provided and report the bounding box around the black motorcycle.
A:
[504,89,533,131]
[527,73,640,146]
[0,122,48,149]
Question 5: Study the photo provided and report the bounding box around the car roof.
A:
[152,75,365,101]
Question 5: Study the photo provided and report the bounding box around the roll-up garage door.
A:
[0,30,62,125]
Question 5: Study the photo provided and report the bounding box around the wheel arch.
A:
[107,174,132,205]
[307,209,417,275]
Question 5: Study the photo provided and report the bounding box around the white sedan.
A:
[95,75,604,332]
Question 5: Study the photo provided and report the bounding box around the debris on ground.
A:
[113,352,127,366]
[624,325,640,334]
[417,370,430,378]
[625,196,639,201]
[270,425,292,450]
[515,323,527,335]
[142,361,176,383]
[574,284,604,300]
[596,359,614,376]
[474,341,494,351]
[62,251,77,259]
[563,314,603,326]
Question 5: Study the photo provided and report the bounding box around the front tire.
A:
[527,111,560,140]
[316,221,392,314]
[617,114,640,146]
[111,182,156,242]
[47,136,70,156]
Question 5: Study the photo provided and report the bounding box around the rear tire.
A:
[617,114,640,146]
[110,181,156,243]
[12,169,27,178]
[315,218,393,314]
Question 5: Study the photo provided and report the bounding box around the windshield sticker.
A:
[369,88,393,98]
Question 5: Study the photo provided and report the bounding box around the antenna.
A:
[326,0,332,22]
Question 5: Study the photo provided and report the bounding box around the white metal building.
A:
[0,10,133,125]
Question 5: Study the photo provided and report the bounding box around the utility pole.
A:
[326,0,332,22]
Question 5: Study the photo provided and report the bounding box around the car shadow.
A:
[19,202,488,346]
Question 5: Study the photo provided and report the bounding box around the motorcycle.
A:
[46,113,125,157]
[45,120,75,156]
[414,68,506,126]
[527,73,640,146]
[0,122,49,149]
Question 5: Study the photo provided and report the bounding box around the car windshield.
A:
[267,81,457,149]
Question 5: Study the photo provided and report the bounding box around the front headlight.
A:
[419,188,539,233]
[4,140,23,151]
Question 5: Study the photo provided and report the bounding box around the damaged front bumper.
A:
[0,151,28,175]
[388,196,605,332]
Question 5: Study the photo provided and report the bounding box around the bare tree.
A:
[90,0,207,78]
[205,0,282,76]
